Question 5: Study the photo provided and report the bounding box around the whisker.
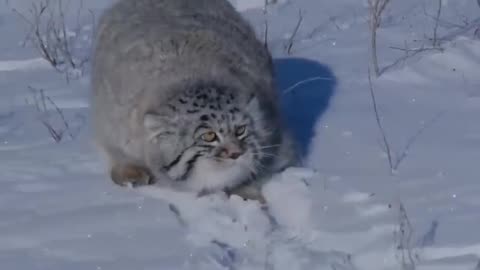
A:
[252,151,277,158]
[258,144,281,150]
[248,114,265,122]
[252,159,268,171]
[210,157,226,162]
[245,164,257,175]
[238,159,258,175]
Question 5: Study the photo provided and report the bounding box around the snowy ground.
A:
[1,0,480,269]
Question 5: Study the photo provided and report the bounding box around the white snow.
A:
[1,0,480,269]
[0,58,51,72]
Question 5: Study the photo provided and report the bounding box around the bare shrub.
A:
[420,1,480,43]
[420,0,445,48]
[372,0,450,74]
[13,0,95,82]
[367,69,444,174]
[382,41,443,74]
[394,203,419,270]
[27,86,82,143]
[368,0,392,77]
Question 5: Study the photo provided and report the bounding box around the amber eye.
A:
[235,125,246,137]
[201,131,218,142]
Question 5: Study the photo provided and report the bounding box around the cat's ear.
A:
[143,112,175,139]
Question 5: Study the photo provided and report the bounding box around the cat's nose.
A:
[229,151,242,160]
[219,144,243,159]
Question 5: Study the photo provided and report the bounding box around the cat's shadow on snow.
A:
[273,57,337,158]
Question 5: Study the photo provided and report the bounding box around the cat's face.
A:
[143,83,273,192]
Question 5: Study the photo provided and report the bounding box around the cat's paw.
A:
[226,183,267,205]
[110,164,154,187]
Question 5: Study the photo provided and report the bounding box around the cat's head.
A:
[143,82,276,192]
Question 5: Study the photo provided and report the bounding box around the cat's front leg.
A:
[225,182,267,205]
[110,164,154,187]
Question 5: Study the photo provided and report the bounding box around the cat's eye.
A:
[201,131,218,142]
[235,125,247,137]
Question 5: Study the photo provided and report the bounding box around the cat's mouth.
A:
[210,151,254,171]
[182,152,255,192]
[212,155,244,166]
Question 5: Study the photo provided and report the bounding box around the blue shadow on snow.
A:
[273,57,337,158]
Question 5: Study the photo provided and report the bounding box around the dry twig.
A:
[283,76,334,95]
[367,69,444,174]
[284,9,304,55]
[367,68,394,173]
[394,203,418,270]
[432,0,442,47]
[368,0,392,77]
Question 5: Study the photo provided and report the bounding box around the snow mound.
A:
[136,167,359,270]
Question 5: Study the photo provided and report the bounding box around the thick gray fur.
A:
[90,0,298,193]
